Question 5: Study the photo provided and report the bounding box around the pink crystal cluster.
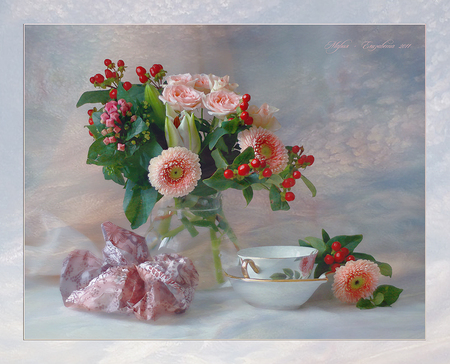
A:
[60,222,199,321]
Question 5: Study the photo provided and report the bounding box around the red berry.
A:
[262,168,272,178]
[109,88,117,99]
[306,155,315,166]
[238,164,250,176]
[139,74,149,83]
[153,64,163,73]
[89,76,95,84]
[104,59,112,66]
[340,247,350,256]
[259,160,267,168]
[94,73,104,83]
[149,67,157,77]
[123,82,132,91]
[244,116,253,125]
[285,191,295,201]
[292,170,302,179]
[331,263,341,272]
[136,66,146,75]
[292,145,300,154]
[250,159,261,168]
[331,241,341,252]
[240,101,249,111]
[117,60,125,67]
[282,178,295,189]
[346,255,356,262]
[87,109,94,116]
[223,169,234,179]
[324,254,334,265]
[88,117,94,125]
[240,111,249,121]
[298,155,307,165]
[334,251,345,263]
[242,94,251,103]
[105,69,114,79]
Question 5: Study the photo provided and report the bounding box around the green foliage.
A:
[356,285,403,309]
[76,90,111,107]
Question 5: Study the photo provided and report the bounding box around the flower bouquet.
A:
[77,59,317,287]
[299,229,403,309]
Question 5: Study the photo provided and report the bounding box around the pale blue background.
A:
[1,0,448,363]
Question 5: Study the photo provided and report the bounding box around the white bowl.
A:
[224,266,328,310]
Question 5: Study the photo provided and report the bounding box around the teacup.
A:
[237,246,318,280]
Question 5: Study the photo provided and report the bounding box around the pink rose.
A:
[248,103,281,131]
[159,84,204,112]
[192,73,212,93]
[203,89,240,119]
[209,75,238,92]
[166,73,196,87]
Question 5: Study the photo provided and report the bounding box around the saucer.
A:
[224,266,328,310]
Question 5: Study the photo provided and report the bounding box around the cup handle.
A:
[241,259,260,278]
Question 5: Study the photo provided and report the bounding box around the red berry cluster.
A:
[238,94,253,126]
[278,145,314,202]
[323,241,355,272]
[223,157,273,180]
[89,59,128,99]
[136,63,166,86]
[86,108,98,136]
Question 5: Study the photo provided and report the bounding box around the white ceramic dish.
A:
[224,266,328,310]
[237,246,318,279]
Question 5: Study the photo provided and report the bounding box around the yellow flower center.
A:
[169,166,184,181]
[260,143,273,158]
[349,276,366,290]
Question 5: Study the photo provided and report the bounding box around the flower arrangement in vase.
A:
[77,59,317,287]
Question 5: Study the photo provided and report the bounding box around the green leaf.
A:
[300,174,317,197]
[269,184,290,211]
[283,268,294,279]
[328,234,363,252]
[243,186,253,205]
[372,292,385,306]
[203,168,249,191]
[356,298,376,310]
[211,148,229,169]
[298,239,312,247]
[314,261,330,278]
[270,273,287,280]
[221,118,240,134]
[208,127,229,150]
[294,270,300,279]
[190,180,218,196]
[117,83,145,104]
[304,236,327,256]
[102,166,125,185]
[191,219,219,232]
[322,229,330,243]
[125,116,148,141]
[373,285,403,307]
[76,90,110,107]
[352,252,376,261]
[232,147,255,168]
[377,262,393,278]
[123,181,159,229]
[137,138,163,170]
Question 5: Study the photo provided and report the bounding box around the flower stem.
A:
[210,227,225,284]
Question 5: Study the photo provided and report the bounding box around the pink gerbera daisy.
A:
[332,259,381,304]
[237,127,289,174]
[148,147,201,198]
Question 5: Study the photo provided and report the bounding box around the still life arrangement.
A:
[60,59,402,321]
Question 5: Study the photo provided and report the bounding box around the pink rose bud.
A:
[113,126,121,134]
[117,143,125,151]
[101,129,108,136]
[120,106,129,115]
[105,119,115,127]
[108,136,116,143]
[130,115,137,122]
[118,99,127,106]
[103,138,110,145]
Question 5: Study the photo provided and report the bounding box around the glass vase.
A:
[146,193,239,290]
